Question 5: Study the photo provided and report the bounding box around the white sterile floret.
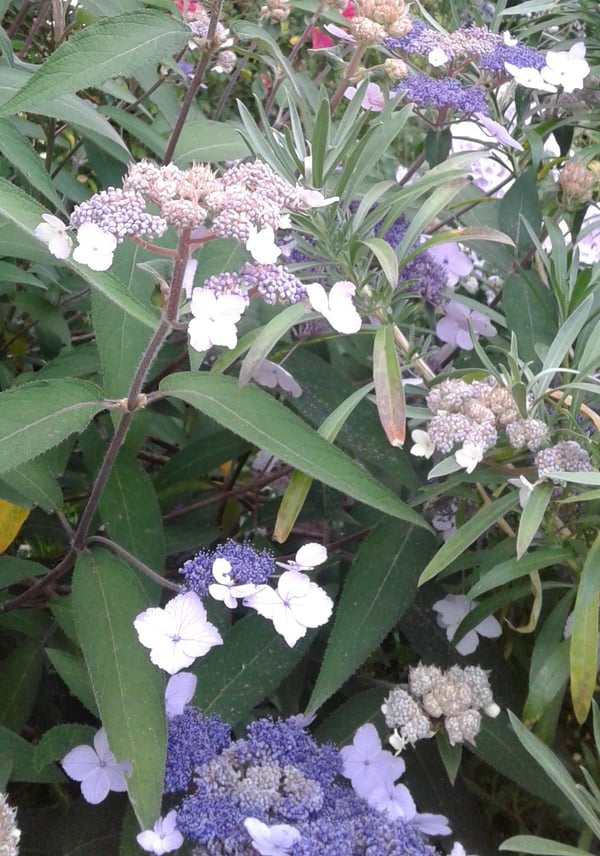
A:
[433,594,502,656]
[305,280,362,334]
[61,728,131,804]
[277,543,328,572]
[541,42,590,93]
[165,671,197,718]
[243,818,300,856]
[72,222,118,271]
[410,429,435,459]
[243,570,333,647]
[455,441,484,474]
[209,557,259,609]
[136,810,184,855]
[428,47,449,67]
[246,225,281,264]
[504,62,557,93]
[188,288,247,352]
[34,213,73,259]
[507,474,543,508]
[297,188,340,209]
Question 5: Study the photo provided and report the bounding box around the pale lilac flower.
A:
[541,42,589,93]
[61,728,131,804]
[427,242,473,286]
[343,82,385,111]
[368,779,451,836]
[209,557,259,608]
[252,360,302,397]
[134,591,223,674]
[305,281,362,334]
[504,62,557,93]
[433,594,502,656]
[243,818,301,855]
[473,113,523,150]
[436,301,496,350]
[165,672,197,718]
[276,543,327,572]
[72,222,117,271]
[188,288,247,352]
[137,810,184,854]
[410,429,435,459]
[340,723,405,799]
[455,441,484,474]
[576,206,600,265]
[246,225,281,264]
[297,188,340,209]
[243,570,333,647]
[324,22,355,42]
[34,213,72,259]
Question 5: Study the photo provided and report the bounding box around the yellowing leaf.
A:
[0,499,29,553]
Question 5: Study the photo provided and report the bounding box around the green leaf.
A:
[516,482,553,559]
[372,325,405,447]
[0,726,62,782]
[0,557,48,591]
[160,372,428,528]
[469,546,570,599]
[193,614,312,724]
[570,532,600,723]
[73,549,166,827]
[508,711,600,837]
[0,119,64,209]
[532,293,593,399]
[424,127,452,167]
[500,835,590,855]
[522,640,569,726]
[307,519,437,712]
[34,724,97,773]
[0,379,103,474]
[0,458,62,511]
[361,238,398,289]
[503,273,557,371]
[46,648,99,717]
[0,11,190,116]
[499,168,542,256]
[0,640,42,731]
[173,119,250,165]
[238,303,307,388]
[419,492,518,585]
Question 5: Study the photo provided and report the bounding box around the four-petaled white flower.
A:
[433,593,502,656]
[209,557,259,609]
[246,225,281,264]
[340,723,405,799]
[507,474,543,509]
[165,671,197,718]
[134,591,223,674]
[410,429,435,459]
[243,818,301,856]
[367,777,451,836]
[61,728,131,804]
[455,441,484,474]
[436,301,497,350]
[252,360,302,398]
[244,570,333,647]
[428,47,449,67]
[504,62,557,93]
[188,287,247,352]
[72,222,117,271]
[276,543,327,572]
[34,214,73,259]
[541,42,590,93]
[137,810,184,855]
[305,280,362,334]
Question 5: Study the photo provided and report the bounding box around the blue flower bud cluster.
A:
[179,539,276,597]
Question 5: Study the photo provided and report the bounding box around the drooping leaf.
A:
[516,482,553,559]
[72,549,166,828]
[570,532,600,723]
[372,325,405,447]
[160,372,428,528]
[307,519,437,712]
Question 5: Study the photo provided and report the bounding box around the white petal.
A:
[80,768,111,804]
[294,543,327,569]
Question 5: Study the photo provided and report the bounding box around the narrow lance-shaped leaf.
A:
[238,303,307,387]
[274,382,374,542]
[516,482,553,559]
[373,325,405,447]
[570,532,600,723]
[160,372,429,529]
[0,11,191,116]
[0,379,104,474]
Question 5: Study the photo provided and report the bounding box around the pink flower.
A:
[344,82,386,112]
[310,28,334,49]
[436,301,496,350]
[61,728,131,804]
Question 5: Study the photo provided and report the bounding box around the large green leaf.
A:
[173,119,250,165]
[570,532,600,723]
[0,11,190,116]
[193,614,312,725]
[307,519,437,713]
[160,372,427,528]
[0,119,64,209]
[499,168,542,256]
[0,640,43,731]
[0,379,103,474]
[0,458,62,511]
[46,648,99,717]
[72,549,166,828]
[503,273,557,371]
